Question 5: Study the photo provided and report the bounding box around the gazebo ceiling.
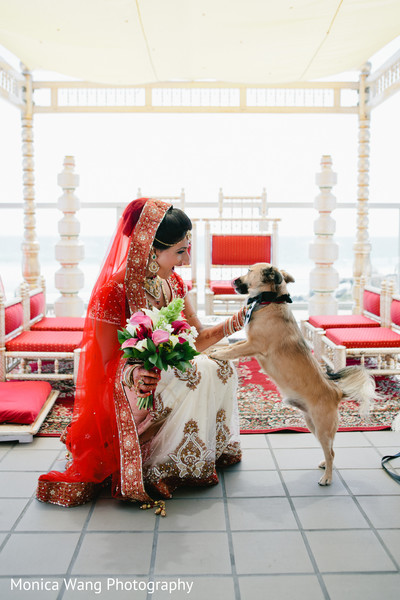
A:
[0,0,399,85]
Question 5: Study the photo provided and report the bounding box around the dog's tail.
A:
[327,366,376,417]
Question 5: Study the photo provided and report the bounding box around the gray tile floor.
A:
[1,431,400,600]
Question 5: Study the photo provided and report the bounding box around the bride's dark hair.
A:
[153,206,192,248]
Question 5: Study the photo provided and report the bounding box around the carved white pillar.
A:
[21,66,41,288]
[54,156,85,316]
[353,63,372,314]
[308,155,339,315]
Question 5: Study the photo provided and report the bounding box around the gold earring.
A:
[148,252,159,274]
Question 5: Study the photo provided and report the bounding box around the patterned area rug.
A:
[237,357,400,433]
[37,357,400,436]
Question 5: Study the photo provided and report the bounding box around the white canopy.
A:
[0,0,399,84]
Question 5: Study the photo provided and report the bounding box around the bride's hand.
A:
[132,366,161,397]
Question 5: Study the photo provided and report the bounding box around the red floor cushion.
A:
[6,330,83,352]
[0,381,52,424]
[31,317,85,331]
[209,280,236,294]
[325,327,400,348]
[308,315,380,329]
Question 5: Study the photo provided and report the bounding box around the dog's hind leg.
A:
[313,411,338,486]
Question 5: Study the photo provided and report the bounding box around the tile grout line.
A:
[335,464,400,573]
[146,502,160,600]
[56,498,98,600]
[265,433,332,600]
[220,469,242,600]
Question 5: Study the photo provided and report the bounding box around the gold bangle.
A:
[123,364,141,388]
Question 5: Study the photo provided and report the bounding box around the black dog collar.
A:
[246,292,292,305]
[245,292,292,325]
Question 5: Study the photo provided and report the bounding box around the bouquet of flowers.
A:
[118,298,199,409]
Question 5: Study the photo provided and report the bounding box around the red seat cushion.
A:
[31,317,85,331]
[6,331,83,352]
[210,280,236,295]
[0,381,52,424]
[212,235,271,265]
[325,327,400,348]
[308,315,380,329]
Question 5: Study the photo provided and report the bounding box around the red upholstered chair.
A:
[318,291,400,374]
[0,381,59,443]
[301,283,387,357]
[0,290,82,383]
[25,279,85,331]
[204,217,279,314]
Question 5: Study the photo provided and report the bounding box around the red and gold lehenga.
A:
[37,199,241,507]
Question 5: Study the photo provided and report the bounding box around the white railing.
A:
[1,200,400,313]
[31,81,359,114]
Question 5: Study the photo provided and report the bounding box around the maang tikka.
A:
[148,251,159,274]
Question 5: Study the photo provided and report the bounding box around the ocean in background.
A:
[1,235,399,306]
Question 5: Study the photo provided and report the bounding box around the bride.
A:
[37,198,246,507]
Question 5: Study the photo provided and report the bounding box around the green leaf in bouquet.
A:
[143,358,154,370]
[147,338,157,353]
[117,330,131,344]
[156,355,166,370]
[148,354,158,365]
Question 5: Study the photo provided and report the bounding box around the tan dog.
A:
[211,263,376,485]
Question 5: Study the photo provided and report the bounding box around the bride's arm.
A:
[183,295,246,352]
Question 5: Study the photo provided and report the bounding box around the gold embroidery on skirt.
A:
[209,357,234,384]
[145,419,214,482]
[149,392,172,422]
[172,363,201,390]
[215,408,231,458]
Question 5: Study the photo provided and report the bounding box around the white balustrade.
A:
[54,156,85,316]
[353,63,372,314]
[21,66,41,288]
[308,155,339,315]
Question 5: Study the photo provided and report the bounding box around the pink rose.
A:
[172,320,191,334]
[152,329,170,346]
[121,338,138,349]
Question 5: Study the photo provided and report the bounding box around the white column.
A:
[353,63,372,314]
[308,155,339,315]
[21,66,41,288]
[54,156,85,317]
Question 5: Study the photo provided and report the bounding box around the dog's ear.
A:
[261,267,283,284]
[281,270,295,283]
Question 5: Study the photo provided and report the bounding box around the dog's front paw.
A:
[209,348,230,361]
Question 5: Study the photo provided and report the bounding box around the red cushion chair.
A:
[0,381,52,424]
[6,330,83,353]
[205,223,278,314]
